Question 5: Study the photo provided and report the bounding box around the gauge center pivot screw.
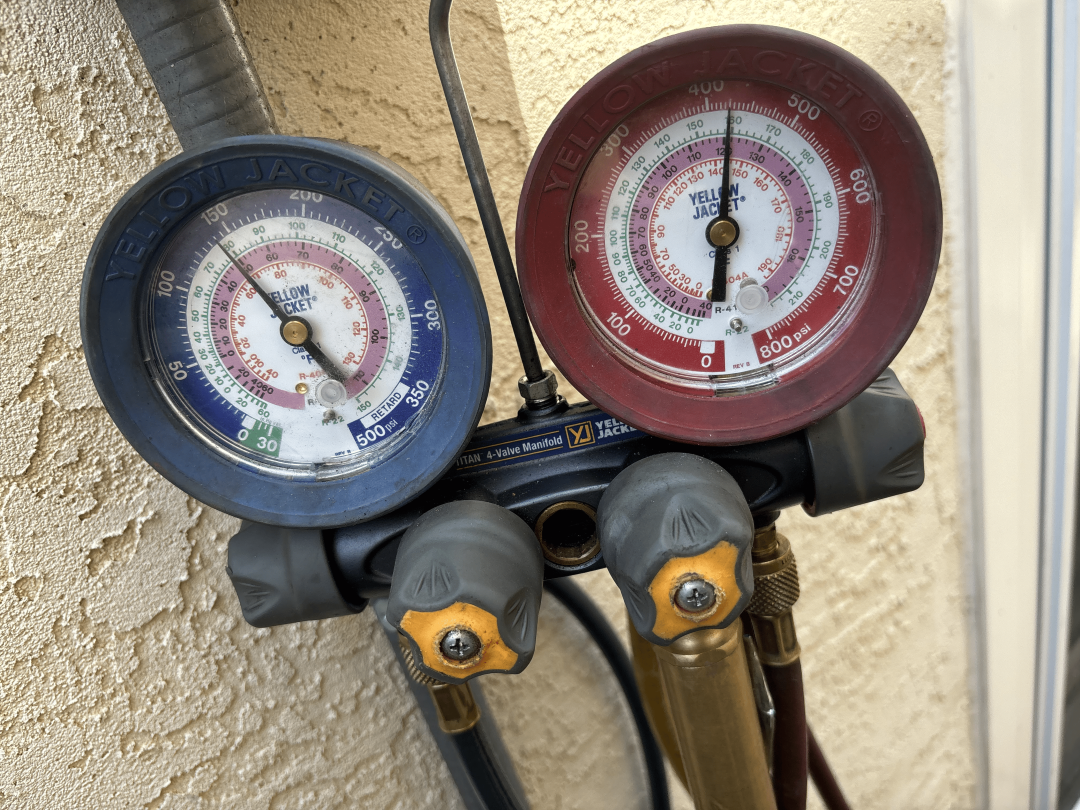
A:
[708,218,739,249]
[706,213,741,305]
[674,579,718,613]
[281,319,309,346]
[440,628,482,662]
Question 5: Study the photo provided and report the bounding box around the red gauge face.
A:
[517,26,941,445]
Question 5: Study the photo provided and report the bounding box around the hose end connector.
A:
[518,369,559,409]
[746,524,801,666]
[597,454,755,645]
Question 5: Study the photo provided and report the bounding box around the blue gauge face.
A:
[81,137,491,527]
[150,188,444,479]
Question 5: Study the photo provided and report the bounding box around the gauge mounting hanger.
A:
[82,136,492,527]
[517,26,941,445]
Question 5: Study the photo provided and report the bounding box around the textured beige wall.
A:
[0,1,972,808]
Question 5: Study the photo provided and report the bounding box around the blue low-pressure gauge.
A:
[81,136,491,527]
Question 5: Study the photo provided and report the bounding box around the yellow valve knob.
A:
[597,453,755,645]
[386,501,544,683]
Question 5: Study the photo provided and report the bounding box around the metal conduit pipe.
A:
[115,0,278,149]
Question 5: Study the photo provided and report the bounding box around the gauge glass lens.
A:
[147,188,444,479]
[569,79,877,392]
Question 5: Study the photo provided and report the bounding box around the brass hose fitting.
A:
[746,523,808,810]
[746,524,801,666]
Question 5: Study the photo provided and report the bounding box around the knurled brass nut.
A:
[518,370,558,401]
[747,558,800,617]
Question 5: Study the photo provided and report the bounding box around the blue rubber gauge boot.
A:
[81,136,492,527]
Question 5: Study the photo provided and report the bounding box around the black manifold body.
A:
[226,369,923,627]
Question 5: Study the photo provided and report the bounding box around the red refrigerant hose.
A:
[763,661,809,810]
[809,725,854,810]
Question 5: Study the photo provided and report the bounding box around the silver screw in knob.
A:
[674,579,717,613]
[440,628,482,661]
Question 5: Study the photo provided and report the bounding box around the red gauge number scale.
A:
[517,26,941,444]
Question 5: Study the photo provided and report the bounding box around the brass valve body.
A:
[650,619,778,810]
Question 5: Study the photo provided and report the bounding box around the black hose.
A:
[445,715,530,810]
[544,578,671,810]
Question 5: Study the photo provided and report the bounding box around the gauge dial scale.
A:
[517,26,941,445]
[83,137,491,527]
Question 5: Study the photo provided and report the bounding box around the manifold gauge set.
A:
[81,24,939,526]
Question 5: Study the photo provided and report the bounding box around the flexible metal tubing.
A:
[428,0,547,384]
[115,0,277,149]
[544,577,671,810]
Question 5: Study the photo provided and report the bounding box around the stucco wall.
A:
[0,1,973,808]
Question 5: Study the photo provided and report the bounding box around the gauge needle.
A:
[706,110,740,303]
[217,242,348,384]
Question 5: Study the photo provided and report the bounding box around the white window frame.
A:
[1034,0,1080,807]
[960,0,1080,807]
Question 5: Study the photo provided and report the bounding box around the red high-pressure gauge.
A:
[517,26,941,444]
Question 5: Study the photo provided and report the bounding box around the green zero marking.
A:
[239,420,283,457]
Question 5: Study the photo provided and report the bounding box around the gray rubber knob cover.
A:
[804,368,925,515]
[597,453,755,645]
[227,524,358,628]
[387,501,544,683]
